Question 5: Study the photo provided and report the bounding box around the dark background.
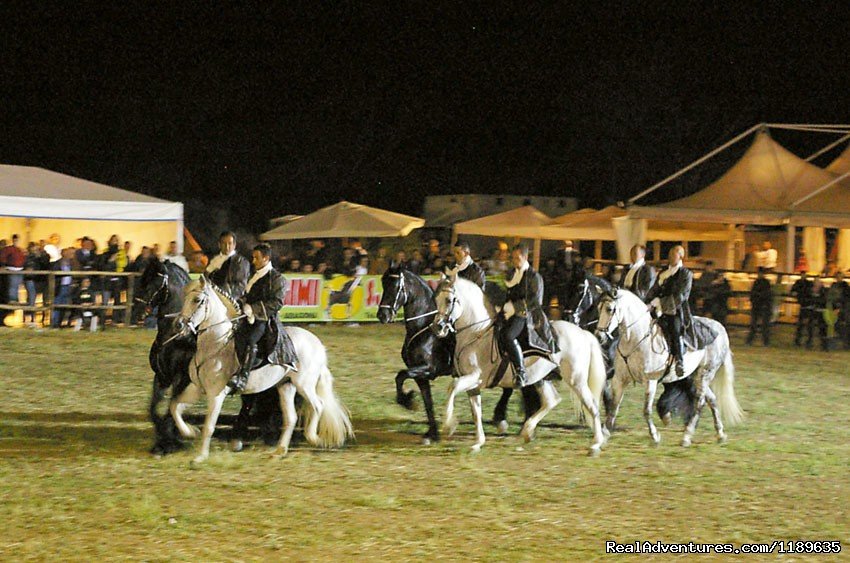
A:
[2,2,848,238]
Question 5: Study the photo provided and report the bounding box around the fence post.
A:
[46,271,55,327]
[125,273,135,326]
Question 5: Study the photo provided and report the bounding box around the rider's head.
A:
[511,244,529,269]
[668,245,684,267]
[630,244,646,264]
[252,243,272,271]
[453,240,471,264]
[218,231,236,255]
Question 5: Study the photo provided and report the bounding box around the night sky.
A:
[2,3,849,236]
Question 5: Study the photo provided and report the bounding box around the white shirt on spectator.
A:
[759,248,778,269]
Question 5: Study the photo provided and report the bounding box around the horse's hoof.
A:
[588,446,601,457]
[189,456,207,468]
[681,437,692,448]
[470,444,482,454]
[443,417,458,437]
[397,390,416,411]
[661,413,672,427]
[717,434,728,445]
[229,439,243,453]
[421,437,431,446]
[271,447,288,458]
[602,426,611,439]
[496,420,509,434]
[520,428,534,443]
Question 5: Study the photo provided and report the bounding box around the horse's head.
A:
[135,259,170,314]
[595,287,620,345]
[431,273,461,338]
[562,269,590,325]
[378,263,407,324]
[178,277,213,336]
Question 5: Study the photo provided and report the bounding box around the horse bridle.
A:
[380,272,437,323]
[566,279,590,325]
[432,284,460,334]
[135,272,169,311]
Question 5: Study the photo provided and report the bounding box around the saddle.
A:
[237,319,298,372]
[684,317,719,351]
[488,319,561,388]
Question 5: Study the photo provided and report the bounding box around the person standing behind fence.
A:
[99,235,128,324]
[1,235,26,303]
[162,241,189,272]
[23,242,47,324]
[51,248,74,328]
[791,272,816,348]
[747,268,772,346]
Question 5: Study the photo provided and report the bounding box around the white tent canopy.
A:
[0,165,184,252]
[260,201,425,240]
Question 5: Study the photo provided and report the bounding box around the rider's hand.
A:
[503,301,515,319]
[243,304,255,324]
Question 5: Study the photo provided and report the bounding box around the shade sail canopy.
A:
[631,131,846,226]
[259,201,425,240]
[453,205,554,239]
[826,142,850,176]
[0,165,184,251]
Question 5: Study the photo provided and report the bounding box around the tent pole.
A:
[628,123,763,204]
[786,224,795,273]
[594,240,602,262]
[726,224,736,270]
[805,133,850,162]
[533,238,541,270]
[653,240,661,263]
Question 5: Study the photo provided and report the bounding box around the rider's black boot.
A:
[228,345,257,393]
[507,339,527,387]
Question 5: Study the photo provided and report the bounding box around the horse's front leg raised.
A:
[191,389,228,466]
[492,387,513,434]
[395,369,416,410]
[520,380,560,443]
[169,382,202,439]
[230,394,256,452]
[644,379,660,445]
[682,376,708,447]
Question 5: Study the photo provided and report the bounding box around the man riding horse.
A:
[645,245,692,380]
[228,243,297,393]
[447,240,486,289]
[206,230,251,299]
[499,244,559,387]
[622,244,656,300]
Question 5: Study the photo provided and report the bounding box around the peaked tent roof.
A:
[259,201,425,239]
[826,142,850,176]
[631,130,843,225]
[453,205,554,239]
[0,165,182,221]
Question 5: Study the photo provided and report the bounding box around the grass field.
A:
[1,323,848,561]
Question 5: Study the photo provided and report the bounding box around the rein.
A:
[380,271,438,323]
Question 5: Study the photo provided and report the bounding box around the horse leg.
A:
[298,382,325,447]
[467,389,485,453]
[681,381,708,447]
[602,380,615,422]
[395,369,416,410]
[644,379,660,445]
[571,377,605,456]
[492,388,513,433]
[169,382,202,439]
[604,375,626,434]
[191,390,227,466]
[703,384,727,444]
[230,394,255,452]
[519,380,559,443]
[443,373,480,438]
[273,382,298,456]
[414,377,439,444]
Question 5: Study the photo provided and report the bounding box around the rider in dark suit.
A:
[645,245,693,379]
[447,240,486,289]
[206,231,251,300]
[621,244,656,301]
[499,244,558,387]
[229,243,296,393]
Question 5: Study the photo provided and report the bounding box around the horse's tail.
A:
[711,349,744,426]
[572,331,607,425]
[313,366,355,448]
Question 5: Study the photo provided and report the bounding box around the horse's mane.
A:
[452,277,496,317]
[207,279,243,316]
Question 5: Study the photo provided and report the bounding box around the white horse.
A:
[171,277,353,465]
[432,276,608,455]
[595,288,743,447]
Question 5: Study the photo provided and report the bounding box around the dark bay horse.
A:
[377,265,535,441]
[137,259,280,454]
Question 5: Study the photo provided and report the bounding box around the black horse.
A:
[138,259,280,455]
[377,264,536,441]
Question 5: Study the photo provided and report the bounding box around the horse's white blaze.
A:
[597,289,743,447]
[434,278,606,454]
[175,280,353,464]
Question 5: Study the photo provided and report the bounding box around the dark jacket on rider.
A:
[208,253,251,299]
[646,265,695,361]
[240,267,297,368]
[621,261,656,301]
[451,260,486,290]
[505,265,558,354]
